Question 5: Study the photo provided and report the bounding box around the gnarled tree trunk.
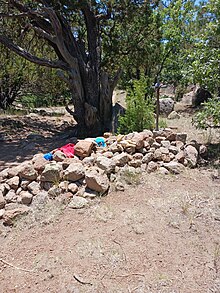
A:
[0,1,120,137]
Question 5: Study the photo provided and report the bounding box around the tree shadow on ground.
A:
[0,115,77,171]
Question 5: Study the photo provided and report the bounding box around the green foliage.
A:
[18,93,71,109]
[193,98,220,129]
[118,76,155,134]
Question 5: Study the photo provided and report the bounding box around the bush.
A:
[118,76,155,134]
[192,98,220,129]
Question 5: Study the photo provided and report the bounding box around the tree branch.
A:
[0,35,67,70]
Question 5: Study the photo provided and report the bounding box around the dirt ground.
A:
[0,106,220,293]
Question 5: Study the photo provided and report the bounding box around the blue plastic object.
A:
[95,137,106,147]
[43,152,53,161]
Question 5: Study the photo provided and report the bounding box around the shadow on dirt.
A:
[0,115,77,171]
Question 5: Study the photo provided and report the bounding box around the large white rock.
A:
[163,162,185,174]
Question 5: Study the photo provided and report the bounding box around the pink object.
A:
[57,143,75,158]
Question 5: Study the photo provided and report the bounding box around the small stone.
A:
[161,140,171,148]
[169,146,178,155]
[6,176,20,190]
[184,145,198,168]
[5,190,17,203]
[147,161,158,173]
[0,208,5,218]
[20,191,33,205]
[176,141,184,150]
[27,181,41,195]
[96,156,116,174]
[159,147,169,155]
[128,159,142,168]
[199,145,208,158]
[68,196,88,209]
[115,181,125,191]
[8,166,19,178]
[154,149,163,161]
[152,142,161,149]
[142,153,154,164]
[112,152,130,167]
[82,156,95,166]
[59,181,69,192]
[162,154,171,163]
[32,154,48,172]
[155,136,166,144]
[20,180,30,190]
[53,150,66,162]
[74,140,94,157]
[68,183,78,194]
[163,162,185,174]
[133,153,144,160]
[158,167,169,175]
[102,151,114,158]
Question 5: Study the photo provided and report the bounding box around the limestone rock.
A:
[40,162,62,182]
[169,145,178,155]
[96,156,116,174]
[53,150,66,162]
[142,153,154,164]
[133,153,144,160]
[68,183,78,194]
[85,167,109,193]
[147,161,158,173]
[27,181,41,196]
[2,206,30,226]
[115,181,125,191]
[20,191,33,205]
[18,163,38,181]
[184,145,198,168]
[161,140,171,149]
[74,140,94,157]
[131,133,144,149]
[158,167,169,175]
[5,190,17,203]
[6,176,20,190]
[64,162,85,181]
[59,181,69,192]
[128,159,142,168]
[32,154,48,172]
[113,152,131,167]
[154,149,163,161]
[163,162,185,174]
[68,196,88,209]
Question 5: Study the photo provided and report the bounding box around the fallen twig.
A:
[113,239,127,262]
[0,258,35,273]
[73,274,93,286]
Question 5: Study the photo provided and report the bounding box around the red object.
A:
[58,143,75,158]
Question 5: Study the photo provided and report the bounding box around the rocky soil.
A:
[0,105,220,293]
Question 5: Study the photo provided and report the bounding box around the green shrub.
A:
[118,76,155,134]
[192,98,220,129]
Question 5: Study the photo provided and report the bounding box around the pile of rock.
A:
[0,128,207,225]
